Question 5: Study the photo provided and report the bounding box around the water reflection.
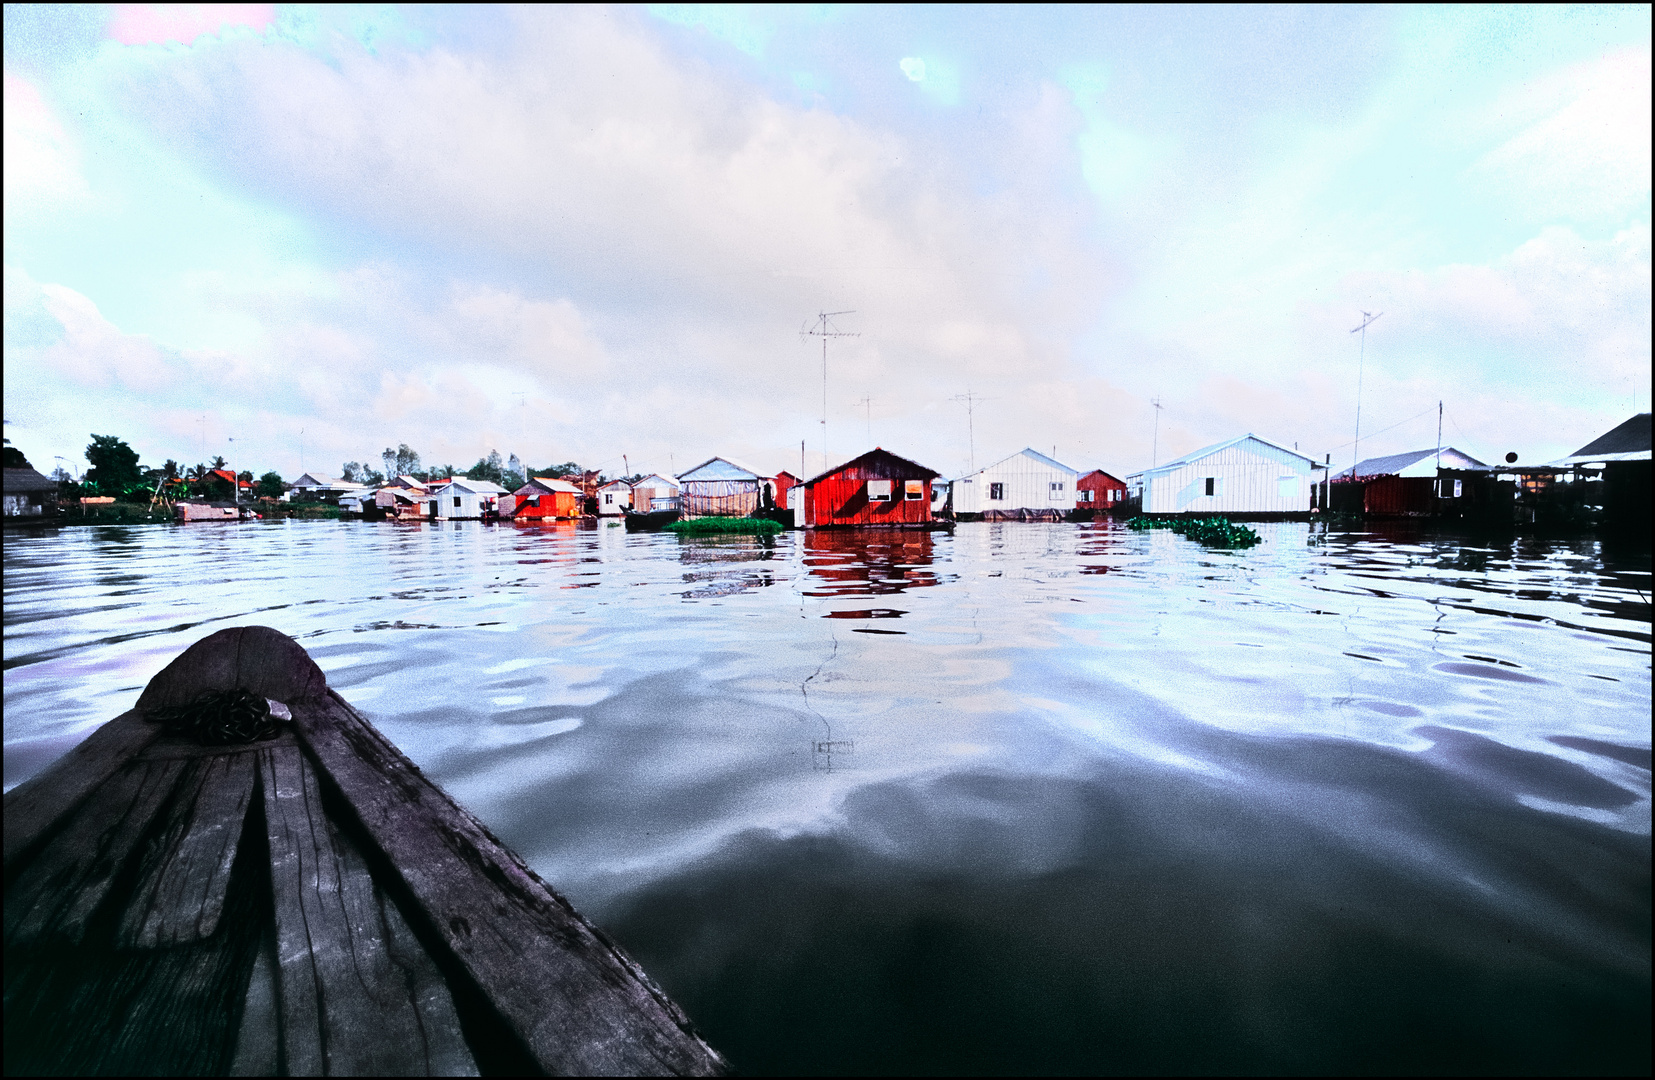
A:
[2,519,1648,1074]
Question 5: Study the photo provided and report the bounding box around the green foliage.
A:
[1127,515,1261,549]
[665,516,783,536]
[255,471,286,499]
[2,446,31,469]
[537,461,585,480]
[465,450,506,485]
[84,435,143,496]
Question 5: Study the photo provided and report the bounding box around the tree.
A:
[395,443,421,476]
[161,459,180,479]
[2,445,30,469]
[256,471,286,499]
[209,455,228,471]
[85,435,143,498]
[466,450,505,485]
[538,460,585,480]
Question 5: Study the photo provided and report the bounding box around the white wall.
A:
[952,451,1077,513]
[1142,439,1312,514]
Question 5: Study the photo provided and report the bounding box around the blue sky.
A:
[4,4,1649,481]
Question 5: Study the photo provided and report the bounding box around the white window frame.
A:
[867,479,892,502]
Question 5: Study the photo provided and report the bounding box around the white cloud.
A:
[2,71,90,213]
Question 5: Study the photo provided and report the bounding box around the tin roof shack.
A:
[288,473,367,505]
[803,448,939,528]
[597,480,633,516]
[679,457,764,519]
[1329,447,1491,518]
[630,474,680,513]
[3,467,58,518]
[1075,470,1128,519]
[1127,434,1318,519]
[770,471,800,511]
[429,478,506,520]
[1527,413,1652,534]
[951,449,1079,521]
[374,476,430,519]
[510,477,582,520]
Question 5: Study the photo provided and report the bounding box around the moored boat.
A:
[3,626,726,1076]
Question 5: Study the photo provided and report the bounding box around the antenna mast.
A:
[1150,397,1164,467]
[951,389,990,472]
[855,394,876,447]
[803,310,857,470]
[1350,310,1382,476]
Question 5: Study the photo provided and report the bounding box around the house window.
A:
[1079,490,1093,502]
[604,493,614,505]
[989,482,1004,500]
[904,480,924,501]
[867,480,892,502]
[454,496,463,508]
[1204,477,1215,496]
[1050,481,1063,493]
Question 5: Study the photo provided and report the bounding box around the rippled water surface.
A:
[5,519,1650,1073]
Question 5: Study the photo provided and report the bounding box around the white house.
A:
[428,478,507,520]
[1127,434,1319,516]
[951,449,1079,516]
[289,472,368,503]
[597,480,633,516]
[1333,447,1488,480]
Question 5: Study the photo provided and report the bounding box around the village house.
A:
[1075,470,1129,516]
[428,478,507,520]
[630,474,680,513]
[597,480,633,516]
[1529,413,1652,533]
[768,471,800,511]
[1331,447,1490,517]
[373,475,431,519]
[678,457,764,519]
[1127,434,1320,518]
[509,476,583,520]
[3,467,58,517]
[801,448,939,529]
[951,449,1080,521]
[287,472,368,504]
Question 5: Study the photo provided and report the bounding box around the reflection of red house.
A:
[803,449,939,528]
[510,477,582,520]
[802,528,940,597]
[1075,470,1127,515]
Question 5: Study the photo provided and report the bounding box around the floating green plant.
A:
[665,516,784,536]
[1127,516,1261,549]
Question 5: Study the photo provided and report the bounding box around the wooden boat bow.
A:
[3,626,728,1076]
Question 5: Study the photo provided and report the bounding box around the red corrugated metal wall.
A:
[1075,471,1127,509]
[806,464,932,527]
[512,491,579,519]
[1363,476,1434,516]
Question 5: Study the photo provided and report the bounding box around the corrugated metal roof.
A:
[1332,447,1489,480]
[520,477,583,494]
[633,474,679,489]
[434,478,508,495]
[1134,433,1318,476]
[804,448,940,485]
[951,447,1079,483]
[677,457,762,482]
[1549,413,1652,465]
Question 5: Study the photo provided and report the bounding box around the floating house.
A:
[678,457,764,519]
[288,473,367,504]
[1330,447,1489,517]
[801,448,939,528]
[951,449,1079,521]
[1127,434,1319,518]
[429,478,506,520]
[509,476,583,520]
[3,468,57,517]
[1075,470,1128,515]
[1536,413,1651,533]
[630,474,680,513]
[597,480,633,516]
[373,476,430,519]
[769,471,800,512]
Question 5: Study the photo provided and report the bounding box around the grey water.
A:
[4,519,1649,1074]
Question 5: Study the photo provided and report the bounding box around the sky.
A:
[3,4,1650,483]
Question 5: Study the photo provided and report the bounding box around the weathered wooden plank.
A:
[4,756,188,947]
[137,625,328,713]
[229,931,280,1077]
[291,691,727,1076]
[260,744,479,1076]
[119,751,259,949]
[3,709,162,871]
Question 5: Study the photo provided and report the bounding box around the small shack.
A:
[1075,470,1128,516]
[3,467,57,517]
[951,448,1079,520]
[1330,447,1490,517]
[288,473,367,504]
[630,474,680,513]
[429,478,506,520]
[1127,434,1318,519]
[769,471,800,512]
[375,476,430,519]
[510,477,583,520]
[597,480,633,517]
[802,448,939,528]
[678,457,763,519]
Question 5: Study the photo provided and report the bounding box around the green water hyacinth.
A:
[664,516,784,536]
[1127,516,1262,549]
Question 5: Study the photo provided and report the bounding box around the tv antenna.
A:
[951,389,993,472]
[802,310,857,469]
[1150,397,1164,467]
[1350,310,1382,475]
[854,394,876,447]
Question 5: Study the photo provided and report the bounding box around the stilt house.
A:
[951,449,1079,520]
[802,448,939,528]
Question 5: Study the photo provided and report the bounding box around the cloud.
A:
[2,72,90,212]
[107,4,276,47]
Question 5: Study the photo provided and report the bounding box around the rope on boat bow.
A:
[143,688,285,745]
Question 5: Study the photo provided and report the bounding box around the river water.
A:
[4,519,1649,1073]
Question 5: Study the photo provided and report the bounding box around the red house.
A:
[769,470,800,510]
[802,449,939,528]
[1075,470,1128,516]
[510,476,582,520]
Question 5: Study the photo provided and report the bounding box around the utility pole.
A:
[298,428,304,474]
[1150,397,1164,467]
[803,310,857,470]
[1350,311,1382,476]
[952,389,990,473]
[856,394,875,448]
[228,436,239,505]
